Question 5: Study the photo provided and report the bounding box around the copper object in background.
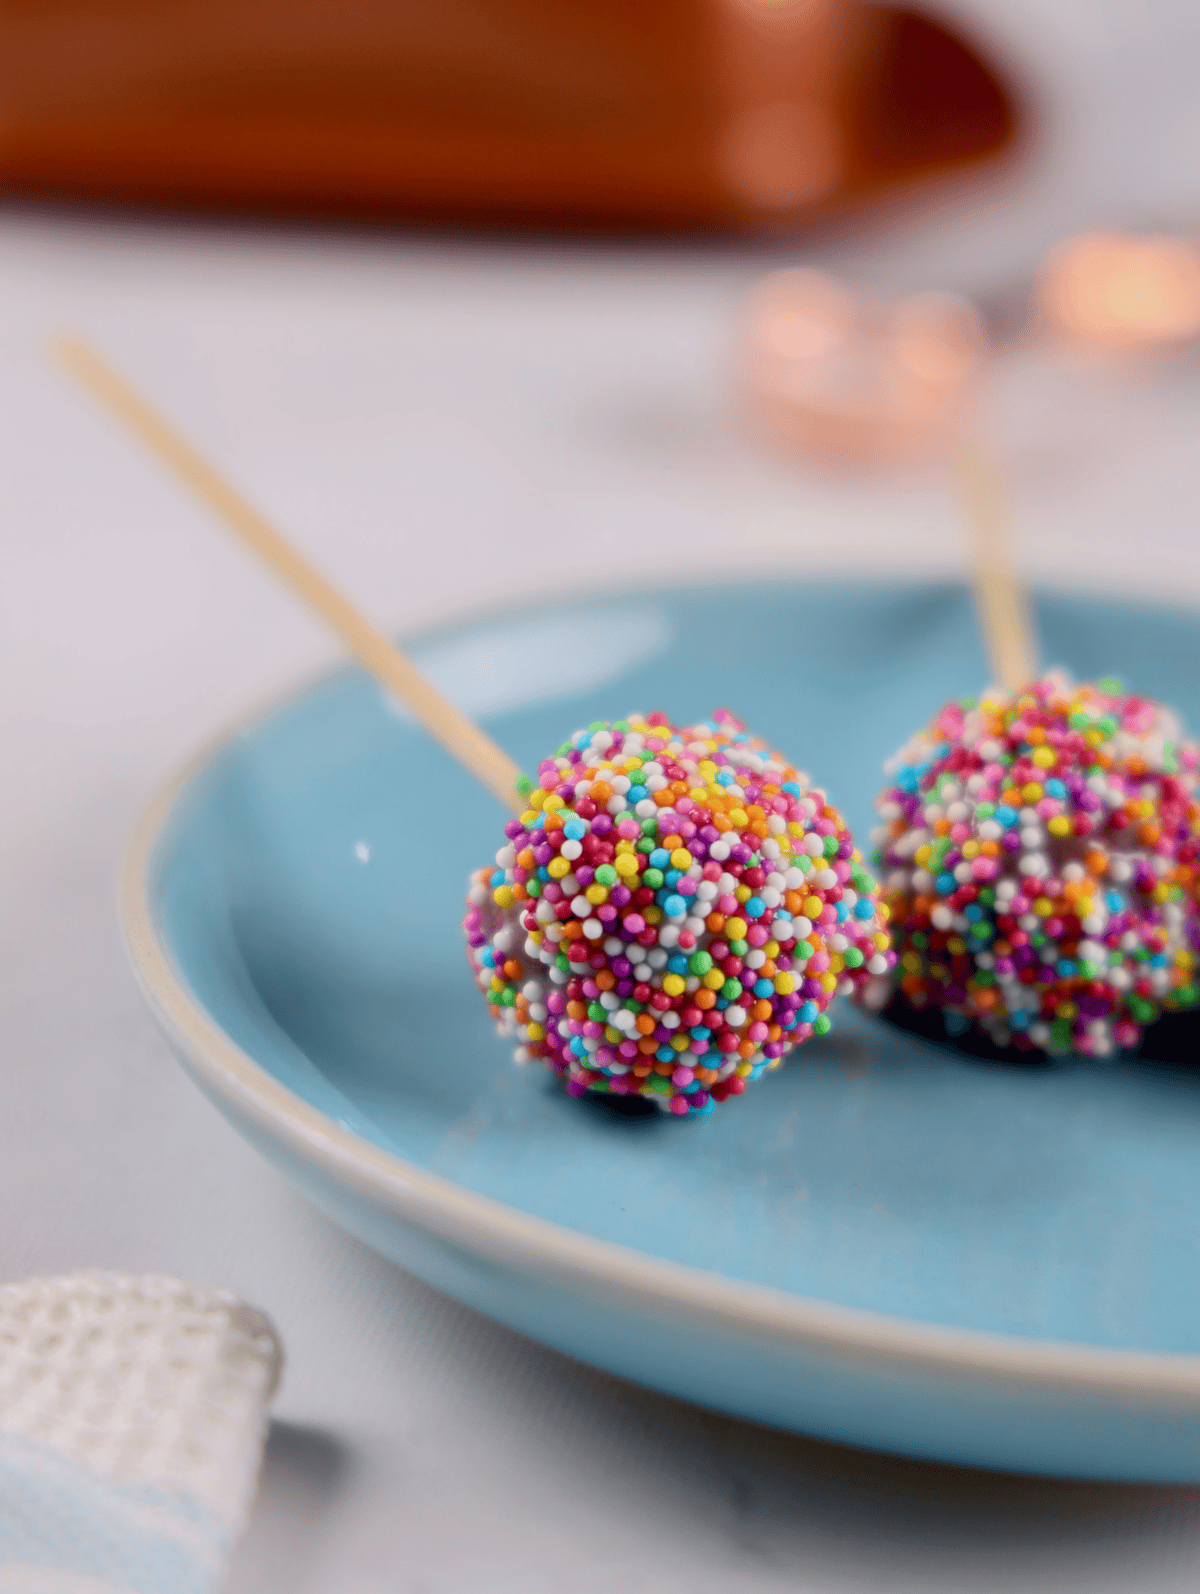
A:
[1039,232,1200,353]
[0,0,1015,229]
[744,268,988,461]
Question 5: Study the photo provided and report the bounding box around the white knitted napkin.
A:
[0,1272,283,1594]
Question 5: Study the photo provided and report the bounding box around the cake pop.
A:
[871,674,1200,1057]
[465,711,893,1114]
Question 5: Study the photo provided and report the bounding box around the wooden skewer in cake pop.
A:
[954,442,1036,691]
[53,336,526,817]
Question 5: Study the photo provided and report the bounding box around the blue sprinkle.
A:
[715,997,729,1009]
[937,873,957,895]
[1107,891,1125,912]
[563,817,587,840]
[690,1026,711,1042]
[1045,779,1067,798]
[667,955,689,975]
[575,733,592,749]
[1010,1010,1029,1029]
[964,903,983,922]
[664,869,682,888]
[744,896,765,919]
[649,848,670,869]
[627,785,648,803]
[782,782,801,795]
[799,1001,818,1022]
[1150,953,1169,967]
[753,978,774,998]
[1057,959,1077,978]
[655,1045,675,1062]
[853,899,875,919]
[663,895,687,918]
[996,805,1017,827]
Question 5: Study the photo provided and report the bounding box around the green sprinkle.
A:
[1175,983,1198,1006]
[515,773,535,796]
[612,720,631,733]
[844,947,864,968]
[588,720,607,733]
[728,939,748,957]
[642,868,664,888]
[587,1001,606,1022]
[721,978,744,1001]
[823,835,839,858]
[640,816,659,837]
[594,864,618,886]
[1099,715,1119,738]
[689,950,713,976]
[814,1013,832,1035]
[555,954,570,973]
[1078,959,1100,979]
[975,802,996,819]
[1098,675,1122,694]
[911,932,929,950]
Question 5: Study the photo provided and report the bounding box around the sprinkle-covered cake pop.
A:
[872,675,1200,1056]
[465,711,893,1115]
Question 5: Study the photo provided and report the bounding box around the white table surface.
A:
[4,32,1200,1581]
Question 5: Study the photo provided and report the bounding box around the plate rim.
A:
[121,595,1200,1406]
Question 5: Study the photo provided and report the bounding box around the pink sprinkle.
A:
[671,1066,695,1087]
[668,1095,690,1115]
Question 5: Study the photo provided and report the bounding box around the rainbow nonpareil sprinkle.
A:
[464,711,893,1115]
[871,675,1200,1056]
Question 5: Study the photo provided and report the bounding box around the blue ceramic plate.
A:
[123,580,1200,1480]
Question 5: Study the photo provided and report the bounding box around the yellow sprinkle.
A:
[1056,1001,1077,1020]
[1047,816,1071,838]
[672,1034,690,1052]
[1034,896,1053,917]
[520,809,538,826]
[1023,783,1044,802]
[947,937,966,954]
[735,885,752,904]
[803,896,822,919]
[764,940,780,958]
[662,974,685,997]
[774,973,796,995]
[729,808,748,827]
[725,917,748,940]
[547,857,570,879]
[962,840,980,859]
[644,906,663,925]
[526,1023,545,1041]
[493,885,515,908]
[820,973,838,994]
[585,883,609,905]
[736,1061,754,1077]
[544,794,565,812]
[914,844,933,867]
[1032,747,1056,768]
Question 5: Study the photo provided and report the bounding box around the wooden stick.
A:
[53,336,526,816]
[955,443,1036,692]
